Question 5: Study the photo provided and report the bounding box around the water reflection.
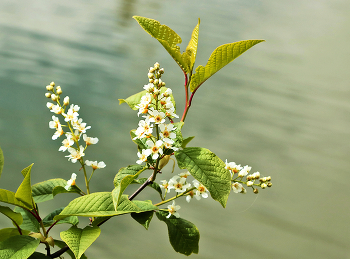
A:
[0,0,349,258]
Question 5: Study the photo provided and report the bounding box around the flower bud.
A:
[161,81,166,87]
[46,85,54,91]
[50,81,55,87]
[148,73,154,79]
[56,88,62,95]
[45,92,51,98]
[267,182,272,187]
[253,188,259,194]
[149,79,154,83]
[247,180,254,187]
[159,155,170,170]
[261,183,267,189]
[154,79,159,86]
[63,96,70,106]
[154,62,160,70]
[149,67,155,73]
[51,94,58,102]
[266,176,272,181]
[159,68,164,74]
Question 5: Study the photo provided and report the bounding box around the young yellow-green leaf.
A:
[175,147,231,208]
[60,225,101,259]
[189,39,265,92]
[0,189,28,209]
[112,166,146,209]
[0,146,4,179]
[119,90,147,110]
[0,235,40,259]
[120,87,176,111]
[133,16,189,73]
[21,163,33,178]
[15,165,33,209]
[32,178,82,203]
[156,211,200,256]
[14,207,40,233]
[42,207,79,227]
[0,205,23,226]
[182,18,200,73]
[0,228,30,242]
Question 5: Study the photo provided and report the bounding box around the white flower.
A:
[63,108,79,122]
[136,149,152,164]
[73,118,91,133]
[165,106,178,118]
[143,83,155,92]
[46,102,54,109]
[58,135,74,152]
[85,160,106,170]
[133,120,153,139]
[51,104,62,114]
[167,201,181,218]
[238,165,251,178]
[83,134,99,145]
[159,124,176,139]
[148,109,166,124]
[231,182,243,193]
[65,145,85,163]
[145,140,163,160]
[64,173,77,190]
[159,180,171,192]
[49,116,61,129]
[252,171,260,179]
[192,180,209,200]
[168,175,191,193]
[69,104,80,113]
[225,160,242,174]
[52,124,64,140]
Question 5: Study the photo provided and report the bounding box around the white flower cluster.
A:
[225,160,272,194]
[160,171,209,203]
[45,82,106,169]
[134,63,179,165]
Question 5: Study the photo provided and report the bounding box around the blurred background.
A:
[0,0,349,258]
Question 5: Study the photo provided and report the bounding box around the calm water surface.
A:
[0,0,349,258]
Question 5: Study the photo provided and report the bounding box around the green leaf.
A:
[181,136,195,148]
[0,228,30,242]
[156,211,199,256]
[0,205,23,226]
[113,166,147,210]
[54,239,88,259]
[14,207,40,233]
[60,225,100,259]
[0,235,40,259]
[189,40,265,92]
[15,165,34,209]
[175,147,231,207]
[0,146,4,179]
[42,207,79,227]
[182,18,200,72]
[113,165,145,187]
[131,211,154,230]
[32,178,82,203]
[0,189,28,209]
[21,163,33,178]
[133,16,189,73]
[54,193,158,221]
